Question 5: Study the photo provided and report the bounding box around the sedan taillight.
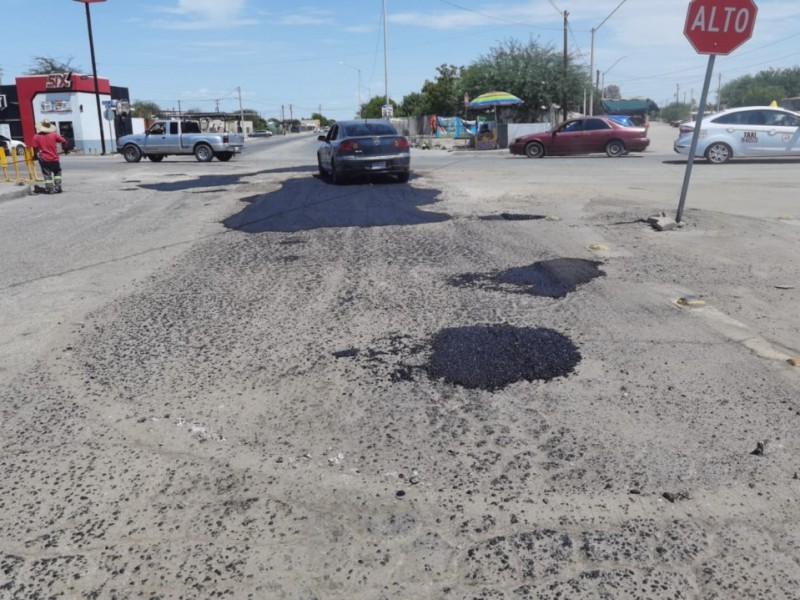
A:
[339,140,361,151]
[393,138,410,148]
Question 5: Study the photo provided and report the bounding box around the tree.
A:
[359,96,400,119]
[131,101,163,119]
[460,38,589,122]
[720,67,800,107]
[27,56,82,75]
[311,112,333,128]
[417,64,463,116]
[660,102,692,124]
[399,92,428,117]
[242,109,267,130]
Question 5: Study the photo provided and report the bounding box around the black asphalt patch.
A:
[222,178,449,233]
[426,324,581,391]
[479,213,547,221]
[450,258,605,298]
[140,174,247,191]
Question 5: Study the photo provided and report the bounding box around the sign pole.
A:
[676,54,715,223]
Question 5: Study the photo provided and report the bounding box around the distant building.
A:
[0,72,132,153]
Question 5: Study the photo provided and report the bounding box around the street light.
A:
[74,0,107,155]
[601,56,627,99]
[338,61,362,118]
[588,0,627,115]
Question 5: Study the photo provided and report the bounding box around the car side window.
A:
[559,120,582,133]
[169,122,179,135]
[328,126,338,141]
[713,112,747,125]
[149,123,165,134]
[584,119,611,131]
[766,111,800,127]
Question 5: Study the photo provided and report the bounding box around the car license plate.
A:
[371,161,386,170]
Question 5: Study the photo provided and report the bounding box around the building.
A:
[0,72,133,153]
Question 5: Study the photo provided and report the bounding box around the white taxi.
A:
[674,106,800,164]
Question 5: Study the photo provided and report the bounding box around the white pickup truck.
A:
[117,119,245,162]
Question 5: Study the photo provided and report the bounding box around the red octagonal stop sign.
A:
[685,0,758,55]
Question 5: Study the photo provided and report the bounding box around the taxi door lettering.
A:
[742,131,758,143]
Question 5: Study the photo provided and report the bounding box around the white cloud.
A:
[154,0,258,29]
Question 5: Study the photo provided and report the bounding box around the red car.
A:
[509,116,650,158]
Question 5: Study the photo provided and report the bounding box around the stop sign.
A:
[684,0,758,55]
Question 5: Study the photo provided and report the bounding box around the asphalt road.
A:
[1,124,800,598]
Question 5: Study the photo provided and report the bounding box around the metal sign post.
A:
[676,0,758,223]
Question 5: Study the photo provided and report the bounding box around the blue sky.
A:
[2,0,799,120]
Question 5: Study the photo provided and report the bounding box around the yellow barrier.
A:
[0,146,41,183]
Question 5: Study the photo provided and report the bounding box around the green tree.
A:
[311,112,333,127]
[399,92,428,117]
[242,109,267,130]
[131,100,163,118]
[27,56,82,74]
[720,67,800,107]
[660,102,692,124]
[359,96,400,119]
[460,38,589,122]
[417,64,464,116]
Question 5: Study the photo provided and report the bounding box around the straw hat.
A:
[36,119,57,133]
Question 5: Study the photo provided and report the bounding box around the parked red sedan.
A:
[509,116,650,158]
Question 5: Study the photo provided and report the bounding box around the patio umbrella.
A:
[467,91,524,148]
[467,91,524,109]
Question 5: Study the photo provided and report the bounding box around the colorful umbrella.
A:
[467,91,524,108]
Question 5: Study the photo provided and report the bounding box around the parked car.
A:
[249,130,272,138]
[317,119,410,184]
[673,106,800,164]
[508,116,650,158]
[0,134,26,156]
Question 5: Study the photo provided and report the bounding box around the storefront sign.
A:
[45,73,73,90]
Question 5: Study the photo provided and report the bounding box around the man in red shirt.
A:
[31,120,69,194]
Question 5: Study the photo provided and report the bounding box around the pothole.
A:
[450,257,605,298]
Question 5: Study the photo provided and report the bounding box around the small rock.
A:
[662,491,691,503]
[653,216,678,231]
[677,295,706,307]
[750,441,768,456]
[787,358,800,367]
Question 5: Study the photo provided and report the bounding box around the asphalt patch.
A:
[450,258,605,298]
[479,213,546,221]
[222,178,449,233]
[426,324,581,391]
[140,174,246,191]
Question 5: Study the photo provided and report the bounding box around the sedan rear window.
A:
[343,123,398,137]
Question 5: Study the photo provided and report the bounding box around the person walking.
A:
[31,119,69,194]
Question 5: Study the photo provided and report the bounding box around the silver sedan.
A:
[317,119,411,184]
[674,106,800,164]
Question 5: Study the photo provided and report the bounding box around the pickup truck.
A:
[117,120,245,162]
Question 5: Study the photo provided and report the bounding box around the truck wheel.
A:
[147,155,164,162]
[215,152,233,162]
[122,145,142,163]
[194,144,214,162]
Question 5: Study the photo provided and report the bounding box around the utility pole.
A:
[676,84,680,104]
[237,86,244,133]
[716,73,722,111]
[562,10,569,121]
[383,0,390,114]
